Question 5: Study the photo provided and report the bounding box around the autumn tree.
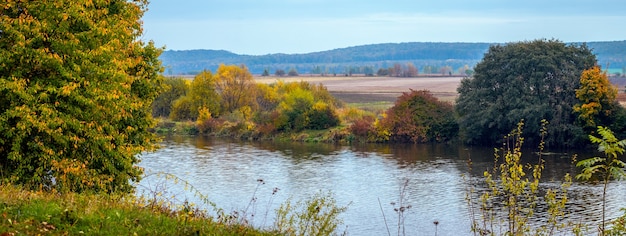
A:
[574,66,626,137]
[392,63,403,77]
[574,66,618,129]
[439,66,453,75]
[456,39,596,147]
[406,63,419,77]
[0,0,162,192]
[382,90,457,143]
[152,77,188,117]
[215,64,257,114]
[169,96,196,121]
[273,82,340,131]
[176,70,221,120]
[255,83,281,112]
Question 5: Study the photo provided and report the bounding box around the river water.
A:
[138,135,626,235]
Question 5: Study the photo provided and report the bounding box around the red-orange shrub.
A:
[382,89,457,143]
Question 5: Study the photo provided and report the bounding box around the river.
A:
[138,135,626,235]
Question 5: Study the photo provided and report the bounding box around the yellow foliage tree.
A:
[190,70,221,118]
[215,64,257,114]
[0,0,162,192]
[574,66,618,129]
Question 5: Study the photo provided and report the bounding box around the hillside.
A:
[160,41,626,75]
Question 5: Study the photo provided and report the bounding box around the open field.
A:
[255,76,464,106]
[255,76,626,107]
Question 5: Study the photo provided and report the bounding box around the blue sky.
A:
[142,0,626,55]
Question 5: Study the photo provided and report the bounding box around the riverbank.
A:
[153,118,354,144]
[0,184,272,235]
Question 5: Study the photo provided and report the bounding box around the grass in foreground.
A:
[0,184,275,235]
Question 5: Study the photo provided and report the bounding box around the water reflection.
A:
[139,136,625,235]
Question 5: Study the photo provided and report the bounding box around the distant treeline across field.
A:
[160,41,626,75]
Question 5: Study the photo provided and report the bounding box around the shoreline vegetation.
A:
[153,74,464,143]
[154,73,626,144]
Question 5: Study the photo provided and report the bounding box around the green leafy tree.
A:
[377,68,389,76]
[0,0,163,192]
[307,101,340,130]
[287,68,299,76]
[273,82,340,132]
[169,96,195,121]
[456,39,596,147]
[576,126,626,234]
[275,69,286,77]
[382,90,457,143]
[151,77,188,117]
[276,88,315,131]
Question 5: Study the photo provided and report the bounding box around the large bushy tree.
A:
[456,39,596,147]
[0,0,163,192]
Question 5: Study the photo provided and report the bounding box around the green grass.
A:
[346,101,393,113]
[0,184,276,235]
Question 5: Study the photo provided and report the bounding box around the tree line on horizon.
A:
[159,41,626,75]
[259,62,471,77]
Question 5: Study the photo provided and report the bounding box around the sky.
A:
[142,0,626,55]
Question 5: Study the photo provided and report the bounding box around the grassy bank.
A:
[153,119,356,144]
[0,184,274,235]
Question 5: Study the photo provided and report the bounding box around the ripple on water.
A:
[138,137,625,236]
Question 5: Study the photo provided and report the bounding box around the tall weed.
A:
[466,120,575,235]
[274,191,348,236]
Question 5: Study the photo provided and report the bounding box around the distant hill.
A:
[159,41,626,75]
